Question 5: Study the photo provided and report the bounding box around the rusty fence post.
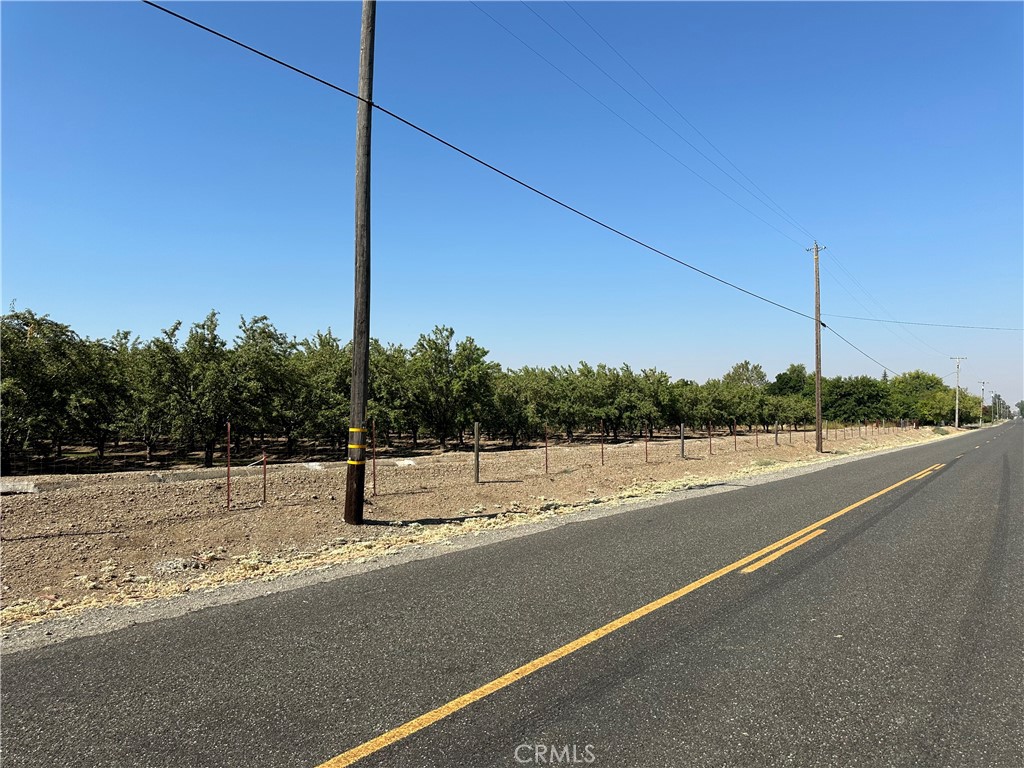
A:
[473,421,480,484]
[226,420,231,511]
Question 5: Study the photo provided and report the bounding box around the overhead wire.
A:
[469,1,807,248]
[822,315,1023,332]
[520,1,807,244]
[518,1,964,363]
[552,1,1011,353]
[819,262,950,359]
[141,0,950,376]
[562,1,813,240]
[141,0,813,323]
[824,248,959,355]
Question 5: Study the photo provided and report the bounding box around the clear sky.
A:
[3,1,1022,406]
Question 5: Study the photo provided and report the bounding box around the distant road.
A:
[3,423,1021,767]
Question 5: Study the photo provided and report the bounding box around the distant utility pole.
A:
[344,0,377,526]
[808,240,826,452]
[978,380,987,426]
[950,356,966,428]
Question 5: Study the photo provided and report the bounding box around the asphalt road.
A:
[3,423,1021,768]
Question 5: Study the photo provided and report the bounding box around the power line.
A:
[825,326,897,376]
[502,0,1015,350]
[819,262,951,360]
[142,0,813,322]
[143,1,913,377]
[562,1,814,241]
[822,314,1022,332]
[554,2,975,355]
[520,1,807,243]
[825,248,959,355]
[470,1,806,248]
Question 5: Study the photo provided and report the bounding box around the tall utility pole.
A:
[344,0,377,525]
[978,380,987,426]
[950,356,966,428]
[808,241,826,452]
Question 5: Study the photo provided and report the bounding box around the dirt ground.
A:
[0,425,956,627]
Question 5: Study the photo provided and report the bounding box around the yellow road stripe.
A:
[315,463,938,768]
[741,529,827,573]
[907,463,942,480]
[914,463,945,480]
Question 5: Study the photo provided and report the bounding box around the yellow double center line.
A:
[317,462,944,768]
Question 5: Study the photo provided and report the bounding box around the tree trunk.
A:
[203,440,215,468]
[146,441,154,463]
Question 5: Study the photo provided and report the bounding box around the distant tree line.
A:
[1,308,997,473]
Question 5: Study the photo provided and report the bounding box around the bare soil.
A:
[0,426,956,627]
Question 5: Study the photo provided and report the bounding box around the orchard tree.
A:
[633,367,674,437]
[723,360,768,389]
[767,363,814,399]
[918,389,955,425]
[540,365,589,442]
[453,334,500,443]
[0,309,84,462]
[822,375,894,423]
[295,330,350,451]
[179,312,234,467]
[232,316,304,454]
[889,370,945,423]
[695,379,732,429]
[486,369,540,448]
[70,337,127,458]
[126,323,188,462]
[407,326,497,449]
[368,339,411,446]
[723,360,767,432]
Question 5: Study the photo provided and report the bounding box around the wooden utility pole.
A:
[808,241,826,453]
[950,356,966,429]
[344,0,377,525]
[978,380,987,426]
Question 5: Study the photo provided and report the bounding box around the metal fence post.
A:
[473,421,480,484]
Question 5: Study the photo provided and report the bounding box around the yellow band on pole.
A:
[349,427,367,433]
[348,444,367,450]
[347,460,366,466]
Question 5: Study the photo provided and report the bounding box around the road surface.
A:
[3,423,1021,767]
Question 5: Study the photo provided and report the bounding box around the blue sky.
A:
[3,1,1022,406]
